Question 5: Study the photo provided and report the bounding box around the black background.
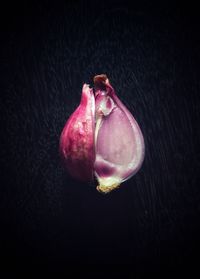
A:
[1,0,200,275]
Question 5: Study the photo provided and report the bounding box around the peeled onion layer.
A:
[94,75,145,193]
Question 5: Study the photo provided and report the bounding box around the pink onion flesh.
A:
[59,74,145,193]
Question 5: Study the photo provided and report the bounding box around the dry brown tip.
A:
[93,74,109,90]
[96,183,120,194]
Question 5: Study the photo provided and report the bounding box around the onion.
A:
[60,75,145,193]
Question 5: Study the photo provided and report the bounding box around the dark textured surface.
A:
[1,0,200,274]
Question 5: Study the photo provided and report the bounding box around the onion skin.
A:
[59,75,145,193]
[59,84,95,182]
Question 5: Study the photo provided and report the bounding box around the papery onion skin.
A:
[59,84,95,182]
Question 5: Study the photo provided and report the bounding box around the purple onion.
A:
[60,75,145,193]
[59,84,95,182]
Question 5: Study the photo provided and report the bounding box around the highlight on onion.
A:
[59,74,145,194]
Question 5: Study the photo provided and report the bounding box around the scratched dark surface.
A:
[1,0,200,275]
